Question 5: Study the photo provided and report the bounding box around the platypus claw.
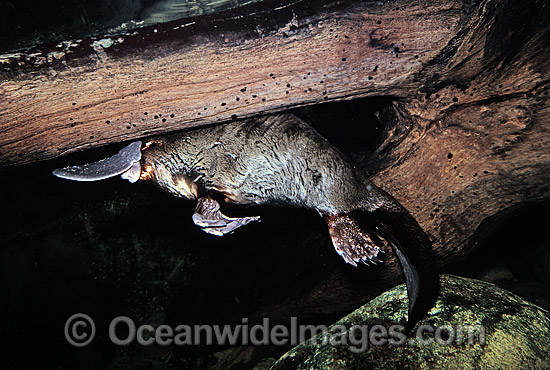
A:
[324,213,382,266]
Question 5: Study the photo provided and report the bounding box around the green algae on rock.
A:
[271,274,550,370]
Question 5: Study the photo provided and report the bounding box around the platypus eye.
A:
[173,174,199,200]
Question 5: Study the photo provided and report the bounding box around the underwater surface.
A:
[0,0,263,52]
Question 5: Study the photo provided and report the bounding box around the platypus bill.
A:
[53,113,439,331]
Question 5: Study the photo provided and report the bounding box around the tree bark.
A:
[371,0,550,264]
[266,0,550,319]
[1,0,470,167]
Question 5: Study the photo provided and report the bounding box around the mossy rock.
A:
[271,274,550,370]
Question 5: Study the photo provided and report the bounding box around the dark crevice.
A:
[448,200,550,311]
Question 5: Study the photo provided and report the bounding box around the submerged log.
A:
[1,0,470,167]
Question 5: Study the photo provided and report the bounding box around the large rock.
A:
[271,274,550,370]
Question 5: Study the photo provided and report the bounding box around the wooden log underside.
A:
[1,0,465,167]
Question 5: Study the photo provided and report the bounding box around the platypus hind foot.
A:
[192,196,260,236]
[324,214,382,266]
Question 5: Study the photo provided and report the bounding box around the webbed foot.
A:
[193,196,260,236]
[324,214,382,266]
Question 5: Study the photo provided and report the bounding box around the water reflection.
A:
[138,0,262,26]
[0,0,264,53]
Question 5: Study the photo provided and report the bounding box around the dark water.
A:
[138,0,262,26]
[0,0,263,52]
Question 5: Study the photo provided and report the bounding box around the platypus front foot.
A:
[324,214,382,266]
[192,196,260,236]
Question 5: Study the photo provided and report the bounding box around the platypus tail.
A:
[367,207,439,333]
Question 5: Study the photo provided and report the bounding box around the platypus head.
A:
[52,140,200,200]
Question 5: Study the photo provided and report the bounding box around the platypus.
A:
[53,113,439,330]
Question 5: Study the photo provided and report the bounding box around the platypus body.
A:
[53,113,439,330]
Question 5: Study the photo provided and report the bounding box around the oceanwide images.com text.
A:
[65,314,485,352]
